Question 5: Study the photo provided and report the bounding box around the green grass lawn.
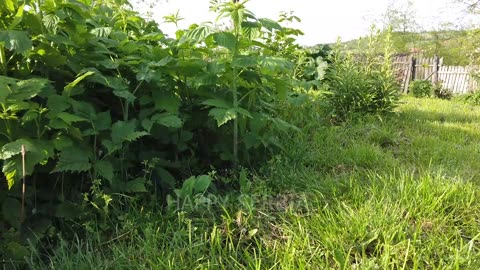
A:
[28,97,480,269]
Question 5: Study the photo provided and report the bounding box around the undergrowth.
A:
[22,96,480,269]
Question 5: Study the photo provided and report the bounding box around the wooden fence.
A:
[393,55,479,94]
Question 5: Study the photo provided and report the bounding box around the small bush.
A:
[464,91,480,105]
[409,80,433,98]
[325,28,400,121]
[433,83,453,100]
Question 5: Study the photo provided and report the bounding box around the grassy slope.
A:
[29,97,480,269]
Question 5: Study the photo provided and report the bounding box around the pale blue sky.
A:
[133,0,476,45]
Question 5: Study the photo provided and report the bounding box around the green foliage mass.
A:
[0,0,401,266]
[410,80,434,98]
[0,0,318,262]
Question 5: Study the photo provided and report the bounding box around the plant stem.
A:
[233,65,238,167]
[0,45,7,76]
[232,15,240,168]
[21,145,26,223]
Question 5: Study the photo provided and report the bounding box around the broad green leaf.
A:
[4,170,15,190]
[8,4,25,30]
[42,14,60,32]
[152,90,180,113]
[53,134,73,150]
[241,21,261,39]
[271,117,301,133]
[11,78,51,101]
[123,178,147,193]
[193,175,211,193]
[234,107,253,118]
[0,76,15,103]
[141,119,154,133]
[241,21,261,30]
[1,0,15,13]
[0,30,31,54]
[94,111,111,131]
[34,43,67,67]
[152,56,174,67]
[259,56,293,73]
[154,167,176,189]
[23,13,43,34]
[137,65,157,82]
[90,27,112,38]
[0,139,34,160]
[175,59,207,76]
[202,98,232,109]
[209,108,236,127]
[2,140,54,188]
[56,112,87,124]
[151,113,183,128]
[258,18,283,31]
[94,160,114,182]
[101,140,120,155]
[111,120,148,145]
[182,25,212,43]
[64,71,95,95]
[113,90,135,102]
[272,78,291,100]
[21,109,38,123]
[52,146,91,173]
[48,118,69,129]
[232,55,257,68]
[179,176,196,198]
[47,95,71,113]
[70,100,96,120]
[212,32,236,52]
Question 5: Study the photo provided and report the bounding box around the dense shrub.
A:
[409,80,433,98]
[0,0,303,264]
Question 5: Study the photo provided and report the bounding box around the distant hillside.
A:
[311,30,472,66]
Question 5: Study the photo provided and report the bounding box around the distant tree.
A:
[456,0,480,13]
[381,0,419,33]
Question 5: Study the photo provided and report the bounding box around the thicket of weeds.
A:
[25,96,480,269]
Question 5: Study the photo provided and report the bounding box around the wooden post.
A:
[433,55,439,85]
[404,56,415,94]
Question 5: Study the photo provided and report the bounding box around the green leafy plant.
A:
[0,0,303,264]
[325,27,400,121]
[409,80,433,98]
